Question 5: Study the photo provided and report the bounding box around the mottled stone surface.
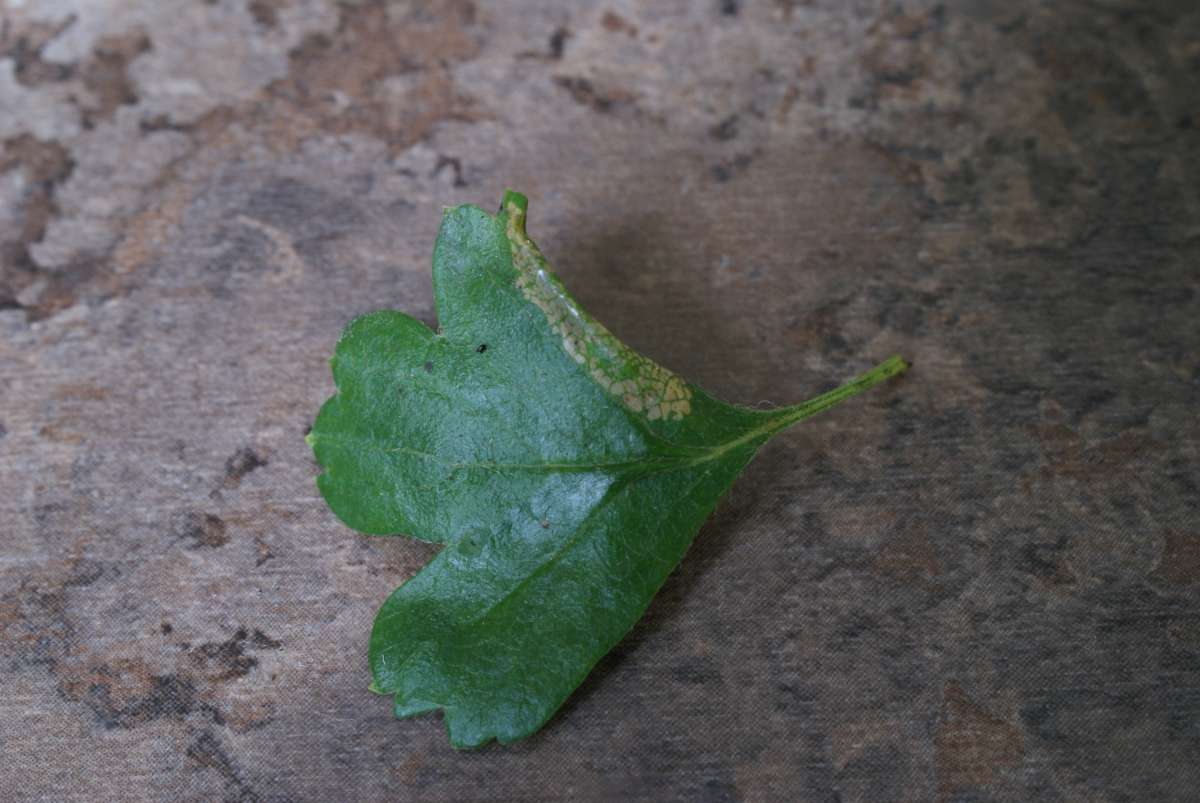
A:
[1,0,1198,800]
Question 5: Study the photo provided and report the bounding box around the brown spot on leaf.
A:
[936,683,1024,799]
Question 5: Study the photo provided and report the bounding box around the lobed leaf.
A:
[309,191,907,747]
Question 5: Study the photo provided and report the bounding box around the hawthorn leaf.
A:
[308,191,907,748]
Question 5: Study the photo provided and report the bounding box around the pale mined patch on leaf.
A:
[506,198,693,420]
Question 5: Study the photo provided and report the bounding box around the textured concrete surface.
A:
[1,1,1198,800]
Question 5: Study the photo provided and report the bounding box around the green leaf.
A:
[309,190,907,748]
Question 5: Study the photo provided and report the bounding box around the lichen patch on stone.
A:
[504,199,692,421]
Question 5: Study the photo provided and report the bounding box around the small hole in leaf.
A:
[476,344,488,353]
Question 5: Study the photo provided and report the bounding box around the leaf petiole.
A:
[692,355,909,466]
[767,354,910,433]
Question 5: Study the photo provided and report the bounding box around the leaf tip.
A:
[881,354,911,378]
[501,189,528,234]
[501,189,528,213]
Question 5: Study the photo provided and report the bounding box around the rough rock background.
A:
[1,0,1198,800]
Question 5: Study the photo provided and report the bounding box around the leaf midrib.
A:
[320,355,907,479]
[317,419,773,477]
